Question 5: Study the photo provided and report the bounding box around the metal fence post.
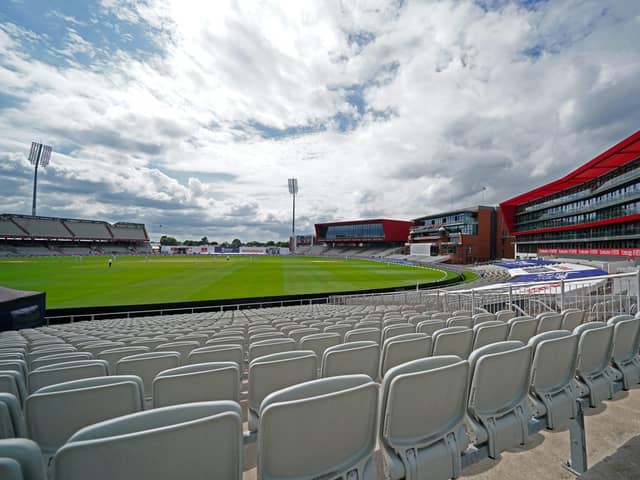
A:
[471,289,476,314]
[560,279,565,311]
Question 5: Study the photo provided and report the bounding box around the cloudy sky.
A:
[1,0,639,242]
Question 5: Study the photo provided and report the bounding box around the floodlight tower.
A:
[28,141,52,216]
[288,178,298,253]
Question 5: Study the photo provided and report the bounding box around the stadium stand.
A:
[0,214,149,257]
[0,303,638,479]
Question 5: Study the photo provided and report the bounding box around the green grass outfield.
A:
[0,255,459,309]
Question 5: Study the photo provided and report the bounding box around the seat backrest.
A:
[416,319,446,336]
[0,438,46,480]
[468,341,531,417]
[379,333,432,379]
[528,331,578,395]
[288,328,321,345]
[344,328,380,344]
[381,324,415,344]
[323,324,351,340]
[25,376,145,455]
[188,344,244,366]
[299,333,341,362]
[115,352,180,399]
[259,375,377,480]
[507,317,538,343]
[607,317,640,365]
[28,360,109,394]
[30,353,92,371]
[155,342,201,365]
[247,350,317,431]
[472,321,509,350]
[0,372,26,407]
[495,310,516,322]
[537,313,563,334]
[573,323,614,377]
[432,327,474,359]
[467,341,531,457]
[561,310,584,331]
[96,346,151,374]
[379,356,469,479]
[0,393,26,438]
[205,336,245,346]
[249,338,296,363]
[81,342,125,358]
[472,312,496,326]
[0,360,27,381]
[153,362,240,408]
[446,316,473,329]
[51,402,243,480]
[321,341,379,379]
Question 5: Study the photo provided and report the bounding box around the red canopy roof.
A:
[500,130,640,234]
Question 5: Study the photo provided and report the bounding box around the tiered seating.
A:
[11,218,71,239]
[62,220,111,239]
[0,218,25,238]
[109,223,147,241]
[0,306,638,479]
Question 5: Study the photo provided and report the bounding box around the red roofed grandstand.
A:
[500,130,640,259]
[0,213,150,257]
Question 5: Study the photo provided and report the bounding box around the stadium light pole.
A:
[28,141,52,216]
[288,178,298,253]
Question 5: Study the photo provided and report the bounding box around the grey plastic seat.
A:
[248,350,317,432]
[130,338,169,350]
[382,324,415,344]
[188,344,244,366]
[0,393,26,439]
[416,319,446,336]
[28,360,109,394]
[299,333,341,363]
[536,313,563,334]
[206,336,245,346]
[28,346,76,364]
[30,353,92,371]
[0,360,28,383]
[259,375,378,480]
[446,316,473,329]
[153,362,240,408]
[155,341,201,365]
[467,341,532,458]
[249,338,296,363]
[495,310,516,322]
[344,328,381,344]
[51,401,243,480]
[528,331,578,429]
[321,341,379,379]
[573,322,615,407]
[0,372,27,407]
[472,312,496,326]
[432,327,474,359]
[0,438,46,480]
[25,376,145,455]
[96,346,150,374]
[472,321,508,350]
[81,342,125,358]
[379,333,432,379]
[607,315,640,389]
[379,356,469,480]
[116,352,180,400]
[288,328,321,345]
[249,332,285,343]
[561,310,584,331]
[507,317,538,343]
[323,324,351,340]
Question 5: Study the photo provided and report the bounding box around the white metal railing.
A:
[330,269,640,319]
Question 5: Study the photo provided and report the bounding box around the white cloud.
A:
[0,0,639,242]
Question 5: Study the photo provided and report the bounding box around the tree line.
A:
[159,236,288,248]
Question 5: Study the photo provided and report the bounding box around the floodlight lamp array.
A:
[288,178,298,195]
